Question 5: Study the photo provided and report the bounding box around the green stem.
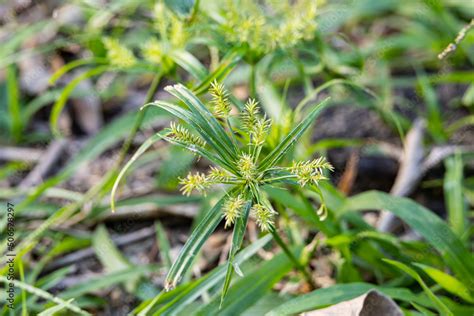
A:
[116,72,162,163]
[249,64,257,99]
[270,229,317,289]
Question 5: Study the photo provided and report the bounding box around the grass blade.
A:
[444,154,467,240]
[221,200,252,306]
[111,131,167,212]
[259,98,330,171]
[155,221,173,270]
[6,65,22,142]
[197,250,296,315]
[170,50,208,80]
[165,84,238,157]
[383,259,453,316]
[413,263,474,304]
[164,193,229,290]
[50,65,109,136]
[341,191,474,287]
[0,276,91,315]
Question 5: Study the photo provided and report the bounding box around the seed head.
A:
[250,117,271,146]
[169,122,206,148]
[223,195,245,228]
[241,99,260,131]
[103,38,136,68]
[238,153,257,182]
[251,203,275,232]
[209,80,232,118]
[208,166,230,182]
[288,157,333,186]
[179,172,211,196]
[142,38,163,64]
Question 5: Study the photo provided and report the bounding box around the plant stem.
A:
[117,72,162,163]
[270,228,317,289]
[249,64,257,99]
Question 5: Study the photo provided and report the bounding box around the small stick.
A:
[438,19,474,60]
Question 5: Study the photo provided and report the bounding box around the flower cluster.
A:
[209,80,232,118]
[221,0,318,55]
[288,157,334,187]
[179,172,211,196]
[103,38,137,68]
[223,195,245,228]
[237,153,257,181]
[169,122,207,148]
[165,82,332,232]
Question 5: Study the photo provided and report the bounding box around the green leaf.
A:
[221,200,252,306]
[193,47,246,95]
[164,193,229,290]
[48,58,106,85]
[38,299,75,316]
[6,65,22,142]
[341,191,474,286]
[267,283,433,315]
[60,265,156,299]
[413,263,474,303]
[259,97,331,171]
[165,84,238,156]
[137,235,272,315]
[50,65,109,137]
[0,276,91,315]
[383,259,453,316]
[444,154,467,240]
[197,250,295,315]
[164,0,195,17]
[111,131,167,212]
[170,50,208,80]
[155,221,173,270]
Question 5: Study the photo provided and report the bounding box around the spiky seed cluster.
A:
[241,99,272,146]
[223,195,245,228]
[208,166,230,182]
[169,122,206,148]
[179,172,211,196]
[250,116,271,146]
[142,38,163,64]
[222,0,318,55]
[209,81,232,118]
[241,99,260,131]
[238,153,257,181]
[251,203,275,231]
[103,38,136,68]
[288,157,334,187]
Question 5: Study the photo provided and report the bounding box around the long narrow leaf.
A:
[259,98,330,171]
[143,235,272,315]
[341,191,474,286]
[413,263,474,304]
[164,193,230,290]
[50,65,109,136]
[111,131,167,212]
[165,84,238,157]
[149,100,237,170]
[383,259,453,316]
[221,200,252,305]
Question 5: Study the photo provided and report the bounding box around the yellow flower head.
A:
[238,153,256,182]
[223,195,245,228]
[209,80,232,118]
[251,203,275,231]
[103,38,136,68]
[179,172,211,196]
[288,157,333,187]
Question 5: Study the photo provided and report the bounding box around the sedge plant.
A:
[111,80,333,304]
